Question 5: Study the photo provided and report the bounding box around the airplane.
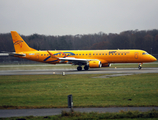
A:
[0,31,157,71]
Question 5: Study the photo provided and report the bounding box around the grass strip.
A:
[0,73,158,109]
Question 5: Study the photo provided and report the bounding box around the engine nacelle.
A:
[102,63,111,67]
[89,61,102,68]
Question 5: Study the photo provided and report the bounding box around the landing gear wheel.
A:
[138,64,142,70]
[77,66,82,71]
[84,65,89,70]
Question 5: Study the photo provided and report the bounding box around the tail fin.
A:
[11,31,37,52]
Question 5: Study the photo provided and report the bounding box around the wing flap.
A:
[59,57,88,62]
[59,57,91,65]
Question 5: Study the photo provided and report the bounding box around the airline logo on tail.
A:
[13,40,23,48]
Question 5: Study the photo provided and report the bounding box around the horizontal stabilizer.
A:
[0,52,25,57]
[0,53,9,56]
[9,52,25,56]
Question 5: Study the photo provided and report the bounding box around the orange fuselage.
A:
[18,49,156,64]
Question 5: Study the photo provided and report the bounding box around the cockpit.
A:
[142,52,149,55]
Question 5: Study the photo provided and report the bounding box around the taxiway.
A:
[1,107,158,118]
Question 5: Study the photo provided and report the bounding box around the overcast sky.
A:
[0,0,158,35]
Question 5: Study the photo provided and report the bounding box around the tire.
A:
[77,66,82,71]
[138,65,142,70]
[84,65,89,70]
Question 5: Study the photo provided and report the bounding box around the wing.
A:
[47,51,92,65]
[59,57,90,65]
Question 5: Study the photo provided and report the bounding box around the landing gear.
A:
[84,65,89,70]
[138,63,142,70]
[77,66,82,71]
[77,65,89,71]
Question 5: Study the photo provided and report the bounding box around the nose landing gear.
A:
[138,63,142,70]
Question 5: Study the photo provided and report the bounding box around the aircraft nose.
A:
[150,55,157,62]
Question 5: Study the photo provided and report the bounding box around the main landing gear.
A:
[84,65,89,70]
[138,63,142,70]
[77,65,89,71]
[77,66,82,71]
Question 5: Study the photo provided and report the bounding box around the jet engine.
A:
[89,61,102,68]
[102,63,111,67]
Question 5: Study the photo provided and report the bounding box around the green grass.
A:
[0,73,158,109]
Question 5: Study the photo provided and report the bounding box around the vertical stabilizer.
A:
[11,31,37,52]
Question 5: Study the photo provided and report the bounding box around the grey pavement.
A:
[0,68,158,76]
[0,107,158,118]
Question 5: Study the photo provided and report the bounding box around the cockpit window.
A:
[142,52,149,55]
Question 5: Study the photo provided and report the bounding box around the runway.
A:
[0,68,158,76]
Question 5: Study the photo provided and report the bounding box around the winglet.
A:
[47,50,59,60]
[58,51,68,57]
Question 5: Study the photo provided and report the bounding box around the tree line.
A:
[0,29,158,54]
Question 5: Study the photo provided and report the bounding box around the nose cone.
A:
[150,55,157,62]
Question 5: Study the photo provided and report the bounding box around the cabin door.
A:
[36,53,39,60]
[134,52,138,59]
